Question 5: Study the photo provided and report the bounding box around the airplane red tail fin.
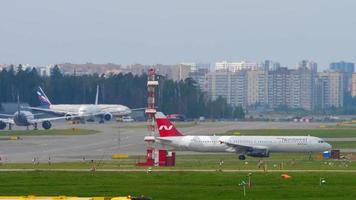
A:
[155,112,183,137]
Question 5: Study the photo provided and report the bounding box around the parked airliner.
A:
[0,97,67,130]
[155,112,332,160]
[28,86,132,123]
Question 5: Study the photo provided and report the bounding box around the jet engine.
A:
[0,121,6,130]
[42,121,52,130]
[65,114,73,121]
[104,113,112,121]
[246,148,269,157]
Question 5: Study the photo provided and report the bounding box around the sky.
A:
[0,0,355,69]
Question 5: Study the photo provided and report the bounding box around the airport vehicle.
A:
[0,196,152,200]
[28,86,132,123]
[167,114,185,121]
[155,112,332,160]
[122,116,134,122]
[0,97,67,130]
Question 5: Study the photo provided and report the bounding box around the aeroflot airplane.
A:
[155,112,332,160]
[28,86,131,123]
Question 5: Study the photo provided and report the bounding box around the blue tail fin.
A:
[36,87,52,108]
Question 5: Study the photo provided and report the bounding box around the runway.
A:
[0,120,351,163]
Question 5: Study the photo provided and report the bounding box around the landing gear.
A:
[0,122,6,130]
[238,155,246,160]
[99,117,104,124]
[87,118,95,122]
[8,123,12,131]
[34,123,38,130]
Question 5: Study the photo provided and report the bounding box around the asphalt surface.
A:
[0,120,354,163]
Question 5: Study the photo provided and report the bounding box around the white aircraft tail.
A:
[95,85,99,105]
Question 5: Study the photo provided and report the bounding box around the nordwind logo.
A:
[159,125,173,131]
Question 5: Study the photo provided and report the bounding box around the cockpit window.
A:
[318,140,324,143]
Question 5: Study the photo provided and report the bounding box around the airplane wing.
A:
[131,107,145,111]
[219,140,267,153]
[156,137,173,143]
[99,106,122,111]
[25,106,78,116]
[82,111,118,118]
[28,116,70,124]
[0,114,14,118]
[99,106,133,115]
[0,118,14,124]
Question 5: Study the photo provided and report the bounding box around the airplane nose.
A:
[326,142,332,150]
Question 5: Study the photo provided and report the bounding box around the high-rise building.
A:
[297,60,318,74]
[206,71,231,104]
[128,64,179,80]
[188,62,211,72]
[330,61,355,93]
[330,61,354,74]
[267,67,289,108]
[206,70,247,108]
[215,61,259,72]
[246,70,259,106]
[230,71,248,108]
[127,63,196,81]
[299,67,315,110]
[286,69,301,109]
[318,71,344,108]
[178,63,193,81]
[267,66,314,110]
[257,68,269,106]
[207,60,346,111]
[188,63,211,91]
[352,73,356,97]
[0,64,6,71]
[261,60,281,71]
[37,65,55,76]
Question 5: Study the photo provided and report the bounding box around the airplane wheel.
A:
[238,155,246,160]
[99,120,104,124]
[0,122,6,130]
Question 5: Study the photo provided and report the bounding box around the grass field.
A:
[0,171,355,200]
[225,128,356,138]
[329,141,356,149]
[0,125,355,199]
[0,129,98,136]
[1,153,355,171]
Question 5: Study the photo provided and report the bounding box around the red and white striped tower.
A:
[144,68,158,146]
[135,68,160,166]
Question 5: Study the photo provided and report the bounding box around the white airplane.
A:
[27,86,132,123]
[155,112,332,160]
[0,97,68,130]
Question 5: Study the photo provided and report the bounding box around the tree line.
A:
[0,65,245,119]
